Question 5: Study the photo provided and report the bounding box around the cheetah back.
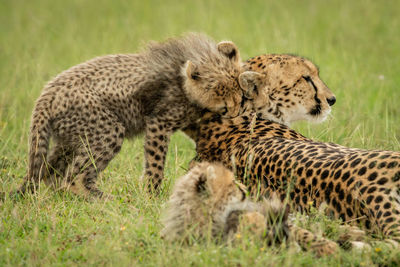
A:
[194,114,400,241]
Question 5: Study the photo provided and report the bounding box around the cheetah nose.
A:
[327,97,336,106]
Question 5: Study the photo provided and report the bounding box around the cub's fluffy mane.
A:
[144,33,237,79]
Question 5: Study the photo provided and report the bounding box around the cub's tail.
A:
[17,94,53,195]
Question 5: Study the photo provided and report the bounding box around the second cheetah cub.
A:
[161,162,341,257]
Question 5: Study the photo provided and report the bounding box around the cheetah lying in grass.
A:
[188,55,400,247]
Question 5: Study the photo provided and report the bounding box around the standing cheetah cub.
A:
[15,33,259,198]
[161,162,342,257]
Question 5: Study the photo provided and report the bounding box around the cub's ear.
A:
[195,173,208,194]
[238,71,264,99]
[217,41,240,63]
[185,60,200,81]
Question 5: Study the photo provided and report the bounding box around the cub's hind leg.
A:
[43,143,73,190]
[63,120,125,199]
[10,143,72,197]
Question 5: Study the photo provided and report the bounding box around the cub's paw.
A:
[310,239,339,257]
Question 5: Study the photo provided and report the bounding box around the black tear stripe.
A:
[303,76,322,116]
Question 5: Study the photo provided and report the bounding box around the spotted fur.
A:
[243,54,336,125]
[183,54,336,141]
[161,162,350,257]
[13,33,262,198]
[192,112,400,244]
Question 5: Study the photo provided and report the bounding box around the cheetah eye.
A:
[302,75,318,93]
[191,72,200,80]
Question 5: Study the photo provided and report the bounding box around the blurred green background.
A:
[1,0,400,266]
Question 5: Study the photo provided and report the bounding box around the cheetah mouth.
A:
[308,105,331,123]
[309,104,322,116]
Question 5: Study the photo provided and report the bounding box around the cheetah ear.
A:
[185,60,201,81]
[195,174,208,194]
[217,41,240,63]
[238,71,264,99]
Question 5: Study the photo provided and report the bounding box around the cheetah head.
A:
[182,41,261,118]
[160,162,248,241]
[242,54,336,125]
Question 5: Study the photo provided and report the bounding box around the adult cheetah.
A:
[187,54,400,244]
[13,33,261,198]
[192,113,400,244]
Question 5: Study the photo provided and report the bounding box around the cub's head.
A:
[242,54,336,125]
[183,41,261,118]
[161,162,247,241]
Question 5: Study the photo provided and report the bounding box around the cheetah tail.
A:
[19,100,52,194]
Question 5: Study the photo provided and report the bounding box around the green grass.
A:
[1,0,400,265]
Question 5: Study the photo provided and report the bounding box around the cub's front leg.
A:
[142,116,174,192]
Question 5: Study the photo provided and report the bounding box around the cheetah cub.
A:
[15,33,259,198]
[160,162,288,244]
[161,162,341,257]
